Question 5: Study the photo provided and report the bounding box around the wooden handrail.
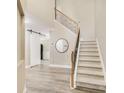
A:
[71,51,74,88]
[74,28,80,62]
[70,28,80,88]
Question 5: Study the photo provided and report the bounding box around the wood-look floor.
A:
[26,64,91,93]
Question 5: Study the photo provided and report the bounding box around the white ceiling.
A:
[25,0,55,33]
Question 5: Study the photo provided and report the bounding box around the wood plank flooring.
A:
[26,64,94,93]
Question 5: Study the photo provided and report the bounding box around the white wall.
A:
[25,19,50,67]
[25,0,54,66]
[56,0,96,40]
[95,0,106,68]
[50,21,76,66]
[26,0,55,28]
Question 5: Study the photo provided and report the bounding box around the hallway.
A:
[26,65,90,93]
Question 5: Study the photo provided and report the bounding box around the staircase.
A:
[54,8,106,92]
[76,40,106,92]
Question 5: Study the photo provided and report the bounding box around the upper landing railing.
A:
[55,8,79,34]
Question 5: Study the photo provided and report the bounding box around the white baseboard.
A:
[49,64,70,69]
[23,87,26,93]
[26,65,31,69]
[25,63,41,69]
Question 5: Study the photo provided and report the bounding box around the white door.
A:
[30,33,41,66]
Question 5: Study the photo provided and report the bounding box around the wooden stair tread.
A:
[76,86,105,93]
[80,50,98,53]
[80,42,97,45]
[80,48,98,51]
[78,62,101,68]
[79,56,100,59]
[79,52,99,56]
[80,44,97,47]
[77,75,105,86]
[78,68,104,76]
[79,54,99,57]
[80,41,96,42]
[80,43,97,45]
[75,40,106,91]
[80,47,97,49]
[79,58,100,62]
[77,74,104,80]
[77,82,106,91]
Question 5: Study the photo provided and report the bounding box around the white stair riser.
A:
[79,52,99,56]
[79,59,100,62]
[80,51,98,53]
[80,47,98,49]
[76,40,105,91]
[80,44,97,47]
[80,48,98,51]
[80,42,97,44]
[78,67,103,76]
[78,62,101,68]
[79,55,100,60]
[79,57,100,62]
[77,82,106,91]
[77,78,105,86]
[77,74,104,80]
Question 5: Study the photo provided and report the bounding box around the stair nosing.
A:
[79,59,100,62]
[80,43,97,45]
[77,81,106,86]
[78,65,102,69]
[79,55,99,57]
[80,49,98,51]
[80,41,96,42]
[76,86,106,92]
[77,73,104,78]
[78,67,102,72]
[80,47,98,49]
[77,76,105,86]
[77,70,104,76]
[80,50,98,52]
[77,82,106,90]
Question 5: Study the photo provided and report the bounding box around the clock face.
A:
[55,38,69,53]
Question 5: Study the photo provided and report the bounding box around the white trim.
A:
[25,65,31,69]
[17,60,24,67]
[26,63,41,69]
[73,36,82,88]
[49,64,70,68]
[80,38,84,41]
[96,38,106,81]
[23,84,27,93]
